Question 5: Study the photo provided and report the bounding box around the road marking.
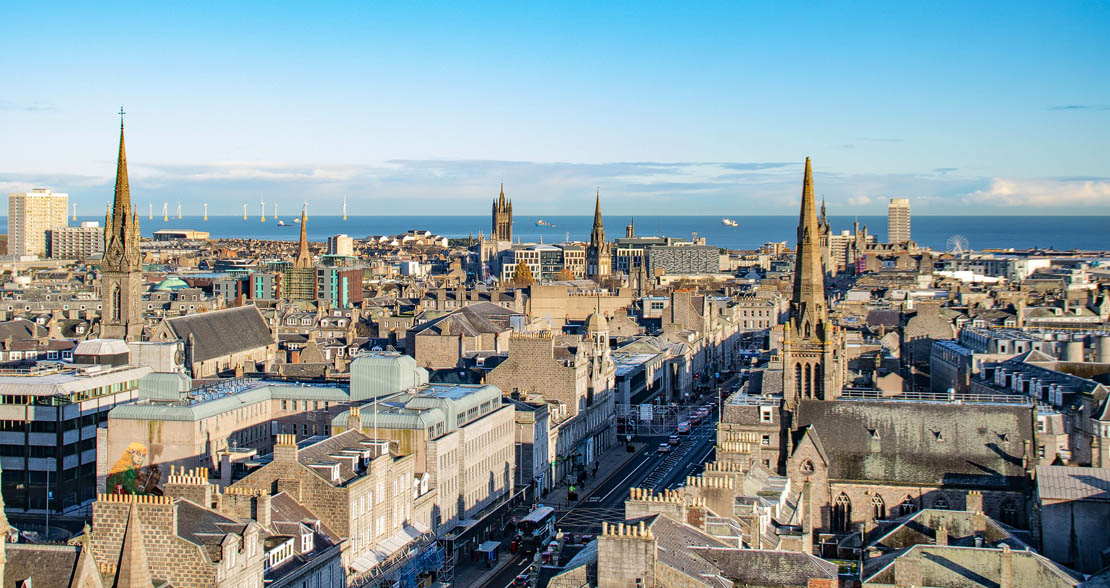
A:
[598,454,655,501]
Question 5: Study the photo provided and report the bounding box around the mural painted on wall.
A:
[106,442,162,494]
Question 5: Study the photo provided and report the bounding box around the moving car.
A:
[657,443,671,453]
[677,422,691,434]
[669,434,680,446]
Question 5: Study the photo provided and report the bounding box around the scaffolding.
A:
[348,531,453,588]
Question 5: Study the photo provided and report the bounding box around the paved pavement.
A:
[469,386,727,588]
[471,437,655,588]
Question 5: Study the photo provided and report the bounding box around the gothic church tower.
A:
[101,113,144,341]
[587,191,612,280]
[492,183,512,242]
[781,158,845,411]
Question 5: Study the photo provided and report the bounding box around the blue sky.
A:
[2,2,1108,215]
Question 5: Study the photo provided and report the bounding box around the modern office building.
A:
[0,340,151,513]
[888,197,911,243]
[7,188,68,258]
[47,221,104,259]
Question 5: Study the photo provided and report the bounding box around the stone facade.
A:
[89,493,266,588]
[231,432,417,564]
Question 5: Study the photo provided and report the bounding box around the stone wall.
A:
[597,521,656,588]
[90,494,220,587]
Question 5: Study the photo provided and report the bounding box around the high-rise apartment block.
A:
[47,221,104,259]
[327,233,353,256]
[7,188,68,258]
[887,197,911,243]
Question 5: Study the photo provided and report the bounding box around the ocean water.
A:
[21,215,1110,252]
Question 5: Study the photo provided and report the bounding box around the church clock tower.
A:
[101,109,144,341]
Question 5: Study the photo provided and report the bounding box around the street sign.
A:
[639,404,653,421]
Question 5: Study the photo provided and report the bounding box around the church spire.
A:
[294,204,311,268]
[590,189,606,248]
[791,157,827,338]
[113,107,131,226]
[592,189,603,227]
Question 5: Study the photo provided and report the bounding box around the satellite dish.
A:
[946,234,969,255]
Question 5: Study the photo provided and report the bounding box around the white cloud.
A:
[965,178,1110,207]
[847,195,872,206]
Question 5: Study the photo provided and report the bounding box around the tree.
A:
[556,267,575,281]
[512,261,535,286]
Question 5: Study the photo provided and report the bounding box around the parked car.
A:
[657,443,671,454]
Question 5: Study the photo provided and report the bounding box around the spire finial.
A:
[118,106,125,128]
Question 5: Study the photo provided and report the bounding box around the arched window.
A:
[898,495,917,517]
[934,495,950,510]
[1001,501,1017,526]
[814,364,824,400]
[872,494,886,520]
[832,493,852,533]
[111,285,121,322]
[800,460,815,474]
[794,363,803,400]
[804,364,812,399]
[804,321,811,338]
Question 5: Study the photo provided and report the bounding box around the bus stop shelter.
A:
[476,541,501,568]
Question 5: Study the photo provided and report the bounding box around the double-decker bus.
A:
[517,506,556,554]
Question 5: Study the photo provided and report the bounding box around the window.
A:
[760,434,770,446]
[800,460,814,474]
[898,495,916,517]
[760,406,772,423]
[933,495,950,510]
[832,493,851,533]
[871,494,886,520]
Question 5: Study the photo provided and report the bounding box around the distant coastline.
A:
[12,215,1108,252]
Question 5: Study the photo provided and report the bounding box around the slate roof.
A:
[864,544,1083,588]
[271,491,342,544]
[871,509,1026,550]
[168,305,273,362]
[176,499,248,556]
[866,310,901,328]
[637,514,733,586]
[1036,465,1110,502]
[296,428,377,485]
[795,399,1032,488]
[4,544,81,587]
[0,318,46,341]
[689,547,838,588]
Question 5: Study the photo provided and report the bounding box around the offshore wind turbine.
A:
[261,198,266,222]
[203,203,208,221]
[242,203,248,220]
[176,201,182,219]
[162,202,168,222]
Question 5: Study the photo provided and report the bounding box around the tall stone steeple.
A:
[492,183,513,242]
[782,158,844,410]
[294,205,312,269]
[101,109,144,341]
[587,190,611,279]
[791,158,827,332]
[590,190,606,247]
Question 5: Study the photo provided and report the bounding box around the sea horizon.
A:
[22,214,1109,253]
